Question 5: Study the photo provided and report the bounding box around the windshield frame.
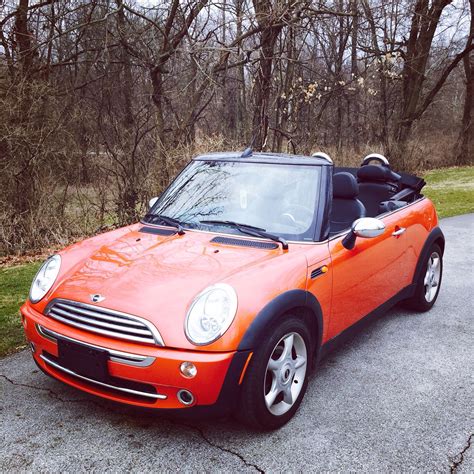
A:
[145,157,330,243]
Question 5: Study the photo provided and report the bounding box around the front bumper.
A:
[21,303,249,412]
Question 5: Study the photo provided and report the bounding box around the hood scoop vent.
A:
[211,236,278,250]
[139,226,176,236]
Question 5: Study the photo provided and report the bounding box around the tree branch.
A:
[412,43,474,121]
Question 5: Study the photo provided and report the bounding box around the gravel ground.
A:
[1,214,473,472]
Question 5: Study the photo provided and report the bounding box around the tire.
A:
[404,243,443,312]
[237,317,311,430]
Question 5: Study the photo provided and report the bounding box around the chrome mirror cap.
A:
[149,197,158,209]
[343,217,385,250]
[352,217,385,238]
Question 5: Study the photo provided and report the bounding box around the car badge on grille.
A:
[90,294,105,303]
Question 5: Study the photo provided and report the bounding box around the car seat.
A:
[357,165,401,217]
[330,172,366,234]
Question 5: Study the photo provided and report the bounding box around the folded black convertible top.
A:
[334,167,426,192]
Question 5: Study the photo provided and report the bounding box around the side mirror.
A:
[342,217,385,250]
[149,197,158,209]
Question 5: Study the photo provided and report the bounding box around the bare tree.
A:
[456,1,473,164]
[0,0,471,256]
[396,0,473,146]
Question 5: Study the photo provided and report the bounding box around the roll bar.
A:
[312,152,333,164]
[361,153,389,166]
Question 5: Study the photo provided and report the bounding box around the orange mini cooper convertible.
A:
[21,151,444,429]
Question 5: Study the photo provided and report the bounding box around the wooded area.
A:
[0,0,472,255]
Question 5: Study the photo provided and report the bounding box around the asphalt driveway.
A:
[1,214,473,472]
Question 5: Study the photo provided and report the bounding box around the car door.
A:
[325,208,416,340]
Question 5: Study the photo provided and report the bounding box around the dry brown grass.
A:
[310,133,469,171]
[1,133,469,259]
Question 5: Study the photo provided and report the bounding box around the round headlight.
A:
[29,255,61,303]
[185,283,237,345]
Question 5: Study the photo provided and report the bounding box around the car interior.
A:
[330,171,366,234]
[328,153,426,235]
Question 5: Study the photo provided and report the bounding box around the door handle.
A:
[392,227,406,237]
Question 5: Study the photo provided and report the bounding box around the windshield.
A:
[149,160,322,242]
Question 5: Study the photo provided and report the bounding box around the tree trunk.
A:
[13,0,36,216]
[350,0,360,151]
[275,27,295,152]
[456,7,473,165]
[335,0,346,152]
[151,67,169,188]
[395,0,452,145]
[236,0,247,142]
[14,0,34,80]
[251,0,284,151]
[116,3,138,224]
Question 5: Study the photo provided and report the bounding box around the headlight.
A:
[29,255,61,303]
[185,283,238,345]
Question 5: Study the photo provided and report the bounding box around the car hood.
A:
[47,224,308,350]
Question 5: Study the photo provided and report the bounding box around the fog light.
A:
[180,361,197,378]
[177,389,194,406]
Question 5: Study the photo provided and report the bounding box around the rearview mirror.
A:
[149,197,158,209]
[342,217,385,250]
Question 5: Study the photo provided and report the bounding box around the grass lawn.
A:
[0,166,472,358]
[423,166,474,218]
[0,262,40,357]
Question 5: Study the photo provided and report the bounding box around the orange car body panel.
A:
[322,198,437,338]
[22,304,233,408]
[21,188,439,410]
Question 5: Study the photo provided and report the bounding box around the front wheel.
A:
[237,317,311,430]
[404,244,443,311]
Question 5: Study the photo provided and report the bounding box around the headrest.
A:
[357,165,401,183]
[333,172,359,199]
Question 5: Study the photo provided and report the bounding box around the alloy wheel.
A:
[424,251,441,303]
[264,332,307,416]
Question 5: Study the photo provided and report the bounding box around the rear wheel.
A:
[237,317,311,430]
[405,244,443,311]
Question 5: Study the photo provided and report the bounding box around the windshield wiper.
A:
[200,220,288,250]
[143,213,185,235]
[201,220,266,231]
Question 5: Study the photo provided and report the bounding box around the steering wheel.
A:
[281,212,297,225]
[280,204,313,230]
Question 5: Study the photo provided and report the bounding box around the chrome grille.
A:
[45,299,164,346]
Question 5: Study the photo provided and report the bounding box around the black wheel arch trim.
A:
[236,289,324,355]
[412,226,445,285]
